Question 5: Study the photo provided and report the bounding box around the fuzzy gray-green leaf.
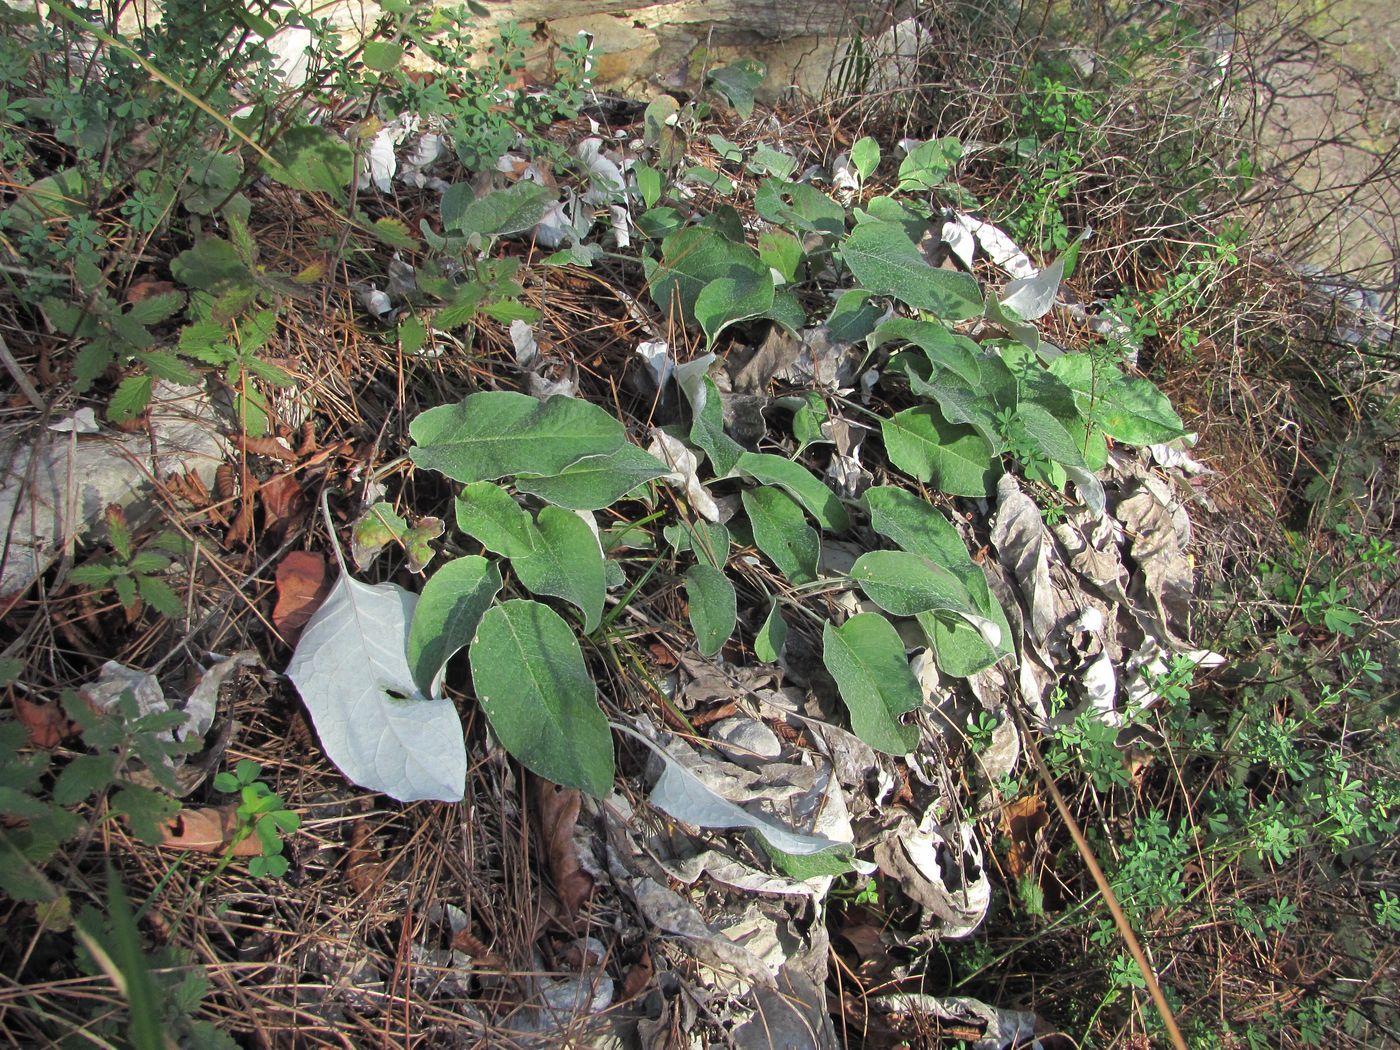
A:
[469,600,613,797]
[685,563,737,657]
[822,614,921,755]
[410,391,624,484]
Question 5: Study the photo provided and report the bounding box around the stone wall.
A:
[324,0,911,100]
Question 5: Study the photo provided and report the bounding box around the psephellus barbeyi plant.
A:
[5,1,1392,1042]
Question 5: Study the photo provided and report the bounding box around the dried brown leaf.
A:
[273,551,331,644]
[533,779,594,925]
[1001,794,1050,882]
[619,946,653,1001]
[345,818,387,895]
[13,695,75,748]
[259,473,307,536]
[161,806,262,856]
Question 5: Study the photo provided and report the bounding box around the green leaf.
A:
[1,166,89,233]
[1097,376,1184,444]
[747,145,796,180]
[684,374,744,476]
[0,831,56,902]
[757,228,803,284]
[663,521,731,569]
[649,227,771,332]
[1017,401,1087,469]
[634,163,662,208]
[515,443,667,510]
[685,563,737,657]
[107,374,153,423]
[754,600,787,662]
[825,289,882,343]
[642,95,683,168]
[513,507,606,632]
[126,290,186,327]
[454,482,538,559]
[792,392,828,451]
[840,221,984,320]
[873,317,984,386]
[262,125,354,196]
[695,266,775,347]
[110,785,180,845]
[918,604,1012,678]
[862,486,971,567]
[636,206,686,239]
[362,39,404,71]
[848,550,979,618]
[861,490,1011,677]
[907,353,1016,446]
[851,137,881,179]
[370,216,420,250]
[761,840,858,879]
[443,180,554,238]
[707,59,765,117]
[169,237,253,294]
[821,614,921,754]
[1049,354,1184,445]
[753,179,846,237]
[182,152,243,216]
[81,864,166,1050]
[440,182,473,231]
[742,487,818,584]
[469,600,613,796]
[896,137,961,192]
[683,165,736,195]
[410,391,625,483]
[67,563,118,588]
[408,556,502,697]
[399,315,427,355]
[350,502,443,573]
[763,289,807,333]
[0,659,21,687]
[736,452,850,531]
[861,195,934,244]
[136,575,183,619]
[880,404,999,497]
[53,754,117,806]
[135,350,199,385]
[114,574,137,610]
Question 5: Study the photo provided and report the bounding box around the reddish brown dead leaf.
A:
[620,947,654,1001]
[259,473,307,537]
[532,779,594,926]
[273,551,331,644]
[124,279,177,304]
[690,700,740,728]
[1002,794,1050,882]
[13,695,75,748]
[162,806,262,856]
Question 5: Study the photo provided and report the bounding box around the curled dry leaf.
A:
[1001,794,1049,882]
[259,473,307,537]
[161,805,263,856]
[273,551,331,644]
[533,778,594,925]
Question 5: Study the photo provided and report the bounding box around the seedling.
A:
[212,760,300,878]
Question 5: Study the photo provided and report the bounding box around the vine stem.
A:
[1007,702,1189,1050]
